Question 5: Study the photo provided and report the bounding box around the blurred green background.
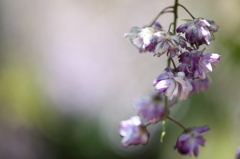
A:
[0,0,239,159]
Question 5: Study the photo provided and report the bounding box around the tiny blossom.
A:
[153,69,193,100]
[134,93,174,124]
[177,18,219,49]
[178,49,221,79]
[119,116,149,147]
[191,76,211,93]
[154,31,186,57]
[124,23,163,53]
[236,147,240,159]
[174,126,210,157]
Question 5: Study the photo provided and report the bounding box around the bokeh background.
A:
[0,0,239,159]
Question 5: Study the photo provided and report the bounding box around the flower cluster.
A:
[124,22,163,53]
[177,18,219,49]
[153,69,192,100]
[125,22,186,57]
[120,2,221,158]
[119,93,168,146]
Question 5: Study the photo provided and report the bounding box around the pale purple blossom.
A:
[177,18,219,49]
[174,126,210,157]
[119,116,149,147]
[191,76,211,93]
[153,69,193,100]
[154,32,186,57]
[124,23,163,53]
[178,49,221,79]
[134,93,173,123]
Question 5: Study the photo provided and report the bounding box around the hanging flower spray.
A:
[119,0,221,157]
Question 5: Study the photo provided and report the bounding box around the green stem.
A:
[167,57,171,67]
[168,22,174,32]
[164,96,169,119]
[178,4,195,19]
[167,116,186,130]
[173,0,179,34]
[170,58,177,70]
[149,6,174,26]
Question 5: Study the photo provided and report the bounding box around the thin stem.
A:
[164,95,169,118]
[178,4,195,19]
[144,96,169,128]
[173,0,178,34]
[149,6,174,26]
[167,116,186,130]
[168,22,174,32]
[170,58,177,70]
[167,57,171,67]
[144,122,151,127]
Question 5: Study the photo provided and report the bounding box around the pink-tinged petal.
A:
[155,79,170,92]
[201,19,211,27]
[165,79,177,100]
[205,63,212,72]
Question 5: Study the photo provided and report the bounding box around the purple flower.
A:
[191,76,211,93]
[236,147,240,159]
[153,69,193,100]
[154,32,186,57]
[178,49,221,79]
[124,23,163,53]
[134,93,173,124]
[119,116,149,147]
[177,18,219,49]
[174,126,210,157]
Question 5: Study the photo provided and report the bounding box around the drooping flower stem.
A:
[167,57,177,71]
[144,122,151,127]
[178,4,195,19]
[173,0,179,34]
[170,58,177,70]
[167,116,186,130]
[149,6,174,26]
[167,57,171,67]
[168,22,174,32]
[164,96,169,118]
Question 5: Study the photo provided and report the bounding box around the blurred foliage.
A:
[220,35,240,65]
